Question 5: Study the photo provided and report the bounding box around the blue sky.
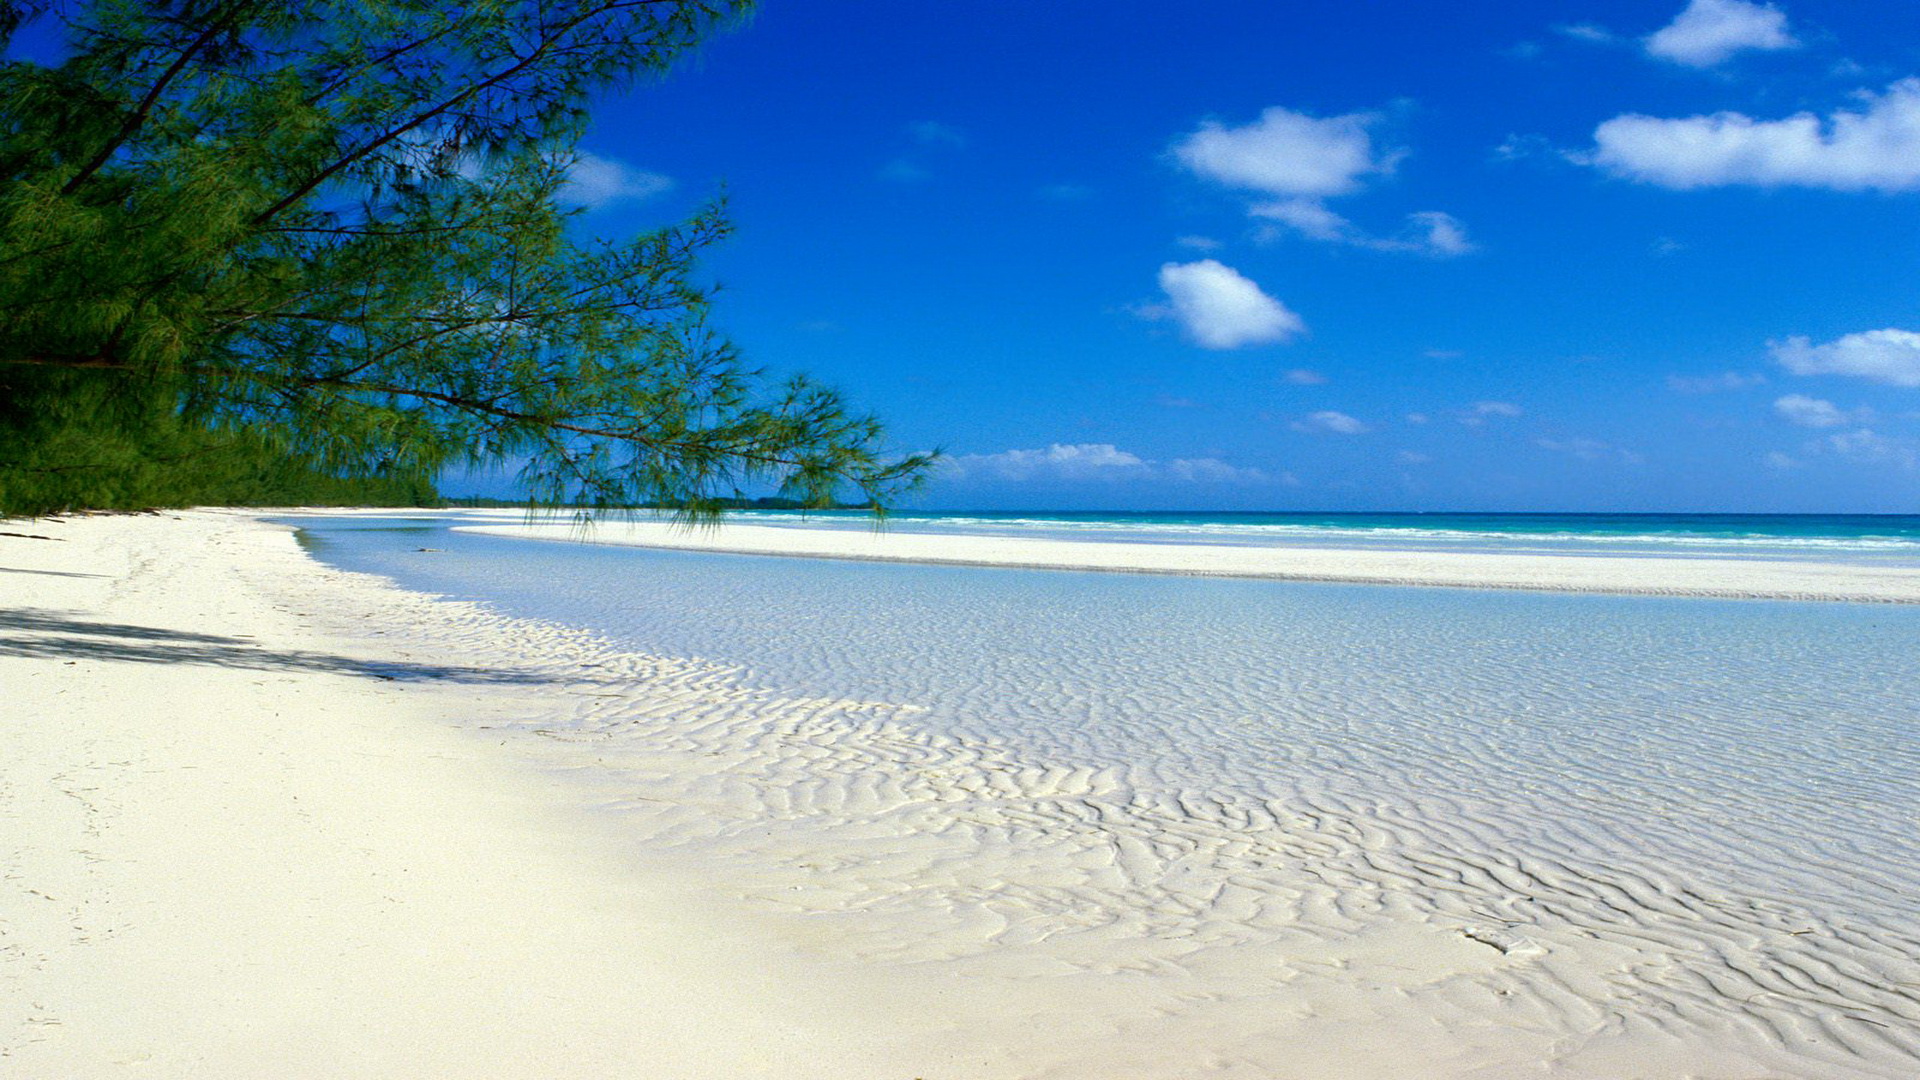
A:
[548,0,1920,512]
[19,2,1918,511]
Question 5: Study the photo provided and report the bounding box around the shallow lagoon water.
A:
[293,513,1920,1073]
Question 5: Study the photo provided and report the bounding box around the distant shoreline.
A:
[455,515,1920,603]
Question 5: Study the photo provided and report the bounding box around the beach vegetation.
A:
[0,0,933,517]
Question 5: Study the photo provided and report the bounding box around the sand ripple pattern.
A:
[265,533,1920,1079]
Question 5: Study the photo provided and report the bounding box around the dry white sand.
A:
[4,512,1911,1079]
[461,516,1920,603]
[0,513,1011,1078]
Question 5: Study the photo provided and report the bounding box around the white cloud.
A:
[1405,412,1431,424]
[1590,80,1920,191]
[1283,368,1329,385]
[1164,457,1272,483]
[1763,450,1801,469]
[1826,429,1918,468]
[1173,106,1388,198]
[1251,202,1474,257]
[1175,106,1471,257]
[1772,328,1920,386]
[1292,410,1370,435]
[1669,371,1766,393]
[561,152,673,208]
[1774,394,1853,427]
[1397,450,1433,465]
[1645,0,1797,68]
[1461,401,1523,426]
[946,443,1143,482]
[1252,197,1354,242]
[1558,23,1618,44]
[1175,235,1223,251]
[1403,211,1476,256]
[944,444,1270,485]
[1149,260,1305,349]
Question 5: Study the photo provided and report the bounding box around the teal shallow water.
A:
[291,512,1920,1072]
[715,508,1920,561]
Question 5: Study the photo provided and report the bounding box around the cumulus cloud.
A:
[1645,0,1797,68]
[1772,328,1920,385]
[1173,106,1389,198]
[1589,80,1920,191]
[561,152,673,208]
[944,443,1270,485]
[1147,260,1305,349]
[1292,410,1370,435]
[1174,106,1472,257]
[1774,394,1854,427]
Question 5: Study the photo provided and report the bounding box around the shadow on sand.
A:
[0,607,546,686]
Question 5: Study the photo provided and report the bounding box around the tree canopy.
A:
[0,0,933,516]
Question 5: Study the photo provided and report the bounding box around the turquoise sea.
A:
[291,509,1920,1075]
[719,508,1920,560]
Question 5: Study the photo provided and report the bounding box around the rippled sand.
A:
[10,511,1917,1078]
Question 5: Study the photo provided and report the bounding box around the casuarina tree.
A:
[0,1,933,514]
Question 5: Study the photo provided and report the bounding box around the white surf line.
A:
[458,519,1920,604]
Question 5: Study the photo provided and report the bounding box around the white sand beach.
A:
[464,516,1920,603]
[5,512,1914,1079]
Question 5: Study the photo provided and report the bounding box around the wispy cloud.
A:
[1460,401,1523,426]
[561,152,673,208]
[1142,260,1305,349]
[1772,328,1920,385]
[1557,22,1618,45]
[1644,0,1797,68]
[1172,106,1473,257]
[944,443,1271,484]
[1774,393,1861,428]
[1291,410,1370,435]
[1588,80,1920,191]
[1282,368,1329,385]
[1669,371,1767,393]
[1824,429,1920,469]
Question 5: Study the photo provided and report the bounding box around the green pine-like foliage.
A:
[0,1,933,518]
